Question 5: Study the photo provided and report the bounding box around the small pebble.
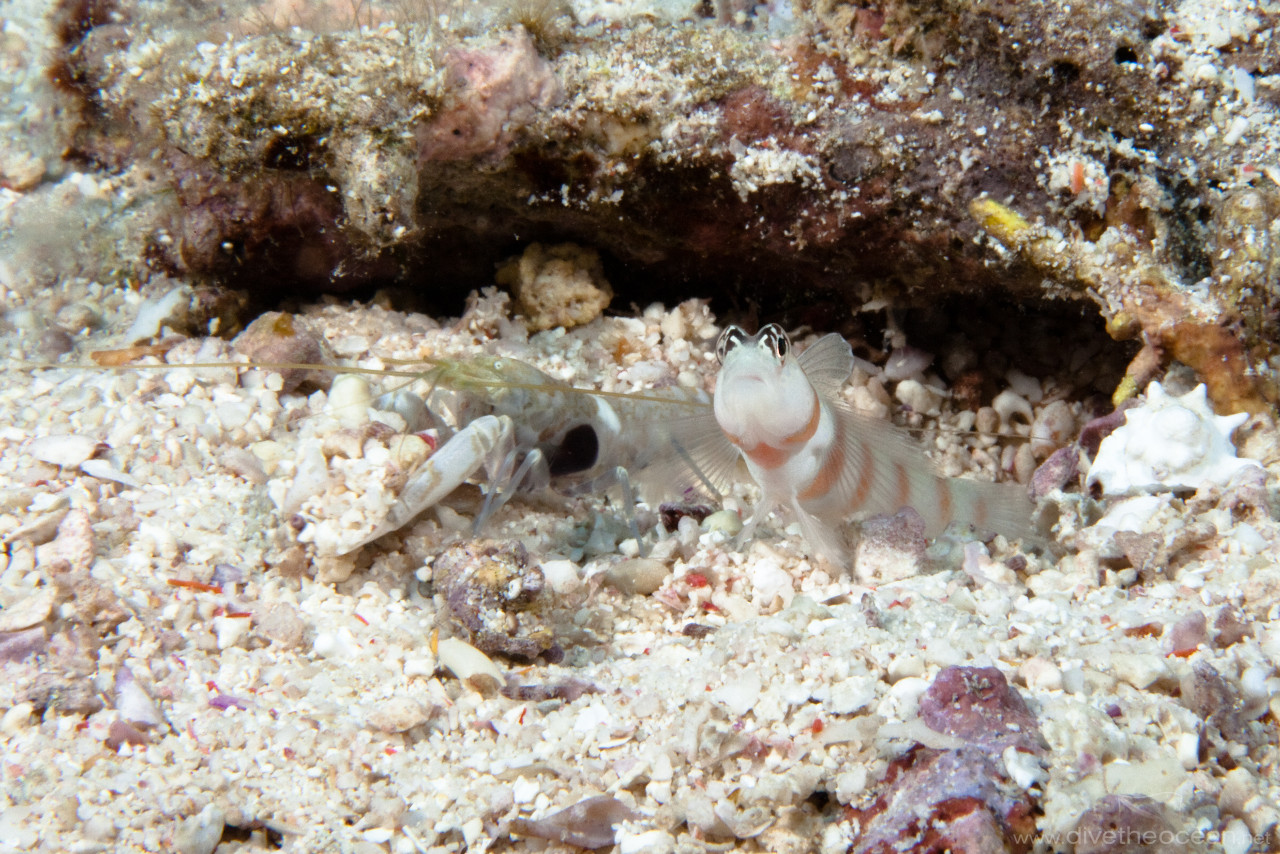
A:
[0,626,48,663]
[1108,653,1170,690]
[618,828,676,854]
[604,558,670,595]
[883,346,933,382]
[0,588,56,632]
[255,603,306,648]
[37,328,75,359]
[1029,445,1079,500]
[917,665,1046,754]
[174,804,225,854]
[367,697,432,733]
[1019,656,1063,692]
[82,814,116,842]
[126,286,192,344]
[894,378,944,416]
[232,311,325,393]
[213,615,251,649]
[313,628,359,660]
[115,666,164,728]
[1166,611,1207,655]
[0,702,34,734]
[28,434,99,468]
[1213,606,1254,647]
[701,509,742,536]
[327,375,373,427]
[1072,795,1176,854]
[540,559,582,594]
[855,509,926,585]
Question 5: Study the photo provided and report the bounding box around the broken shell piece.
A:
[510,795,639,849]
[436,637,505,694]
[173,803,225,854]
[1029,400,1077,459]
[894,379,944,417]
[115,666,164,729]
[80,458,143,488]
[992,389,1034,431]
[125,285,192,344]
[702,509,743,536]
[1087,382,1263,496]
[28,435,101,468]
[0,587,57,632]
[882,346,933,382]
[212,615,251,649]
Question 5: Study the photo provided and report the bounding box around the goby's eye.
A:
[716,326,748,363]
[758,324,789,359]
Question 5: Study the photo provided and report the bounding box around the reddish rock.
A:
[1181,661,1245,742]
[1029,445,1079,501]
[846,746,1038,854]
[1166,611,1207,656]
[845,668,1047,853]
[0,626,48,663]
[918,666,1047,755]
[434,540,556,661]
[1213,605,1252,648]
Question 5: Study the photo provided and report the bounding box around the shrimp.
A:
[334,353,709,554]
[699,324,1036,568]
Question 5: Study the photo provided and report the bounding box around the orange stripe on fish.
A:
[937,478,954,524]
[784,397,821,445]
[799,433,845,502]
[745,442,791,470]
[735,395,820,470]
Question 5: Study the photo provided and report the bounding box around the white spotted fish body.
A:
[708,324,1034,566]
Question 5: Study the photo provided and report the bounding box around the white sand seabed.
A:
[1,284,1278,853]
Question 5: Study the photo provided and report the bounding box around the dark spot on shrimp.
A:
[546,423,599,476]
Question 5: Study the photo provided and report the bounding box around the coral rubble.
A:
[28,0,1272,347]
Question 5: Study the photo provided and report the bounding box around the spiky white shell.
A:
[1087,382,1261,496]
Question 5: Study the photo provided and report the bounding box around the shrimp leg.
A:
[473,447,546,534]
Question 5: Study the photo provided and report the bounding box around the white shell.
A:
[1087,382,1262,495]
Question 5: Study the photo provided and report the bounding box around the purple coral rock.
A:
[417,31,561,165]
[1180,661,1245,741]
[1029,445,1079,501]
[1213,605,1252,648]
[918,666,1046,755]
[1166,611,1207,656]
[847,746,1038,854]
[1078,408,1129,458]
[0,626,48,663]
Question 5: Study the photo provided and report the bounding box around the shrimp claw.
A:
[339,414,517,554]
